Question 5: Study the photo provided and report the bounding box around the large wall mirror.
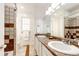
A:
[64,17,79,39]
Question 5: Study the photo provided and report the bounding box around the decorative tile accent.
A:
[5,35,9,39]
[65,26,79,29]
[5,23,14,27]
[4,5,16,52]
[4,39,14,51]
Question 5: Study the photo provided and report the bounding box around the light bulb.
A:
[48,7,52,12]
[56,6,60,9]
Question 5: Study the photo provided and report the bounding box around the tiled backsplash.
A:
[65,28,79,39]
[65,17,79,39]
[4,5,16,52]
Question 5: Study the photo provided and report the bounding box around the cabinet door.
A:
[35,38,42,56]
[41,44,47,56]
[34,38,37,52]
[37,40,42,56]
[41,44,53,56]
[46,49,53,56]
[35,38,39,55]
[35,37,53,56]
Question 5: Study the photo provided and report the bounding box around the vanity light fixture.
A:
[46,10,51,15]
[51,3,57,9]
[50,7,55,12]
[48,7,52,12]
[51,3,60,9]
[46,11,49,15]
[46,6,55,15]
[61,3,65,6]
[45,2,61,15]
[55,5,60,9]
[45,7,52,15]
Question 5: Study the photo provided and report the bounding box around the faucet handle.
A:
[62,39,67,44]
[67,40,71,45]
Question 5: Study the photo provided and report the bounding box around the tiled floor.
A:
[29,45,36,56]
[16,45,26,56]
[16,45,36,56]
[25,45,36,56]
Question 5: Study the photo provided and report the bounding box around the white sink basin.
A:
[48,41,79,55]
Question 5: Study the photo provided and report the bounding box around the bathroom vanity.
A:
[35,35,79,56]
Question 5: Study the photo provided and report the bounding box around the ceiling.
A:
[17,3,51,18]
[5,3,79,18]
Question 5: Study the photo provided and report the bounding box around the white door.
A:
[0,3,4,56]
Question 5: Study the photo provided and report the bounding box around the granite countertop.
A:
[36,36,79,56]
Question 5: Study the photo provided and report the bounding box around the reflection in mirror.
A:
[64,17,79,39]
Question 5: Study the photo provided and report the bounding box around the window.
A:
[21,17,30,31]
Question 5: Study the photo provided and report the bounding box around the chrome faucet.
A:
[62,39,67,44]
[62,39,71,45]
[67,40,71,45]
